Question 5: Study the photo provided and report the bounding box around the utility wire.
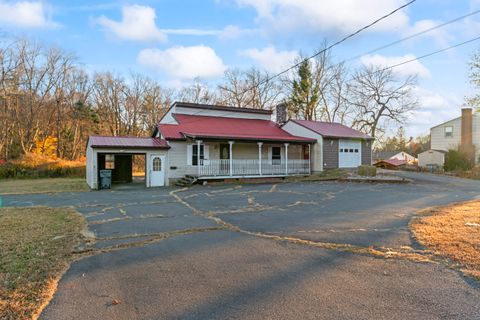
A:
[345,8,480,63]
[157,1,417,126]
[377,35,480,73]
[239,0,417,95]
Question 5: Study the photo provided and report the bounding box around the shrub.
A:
[358,165,377,177]
[444,149,473,172]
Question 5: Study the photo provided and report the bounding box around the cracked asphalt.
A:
[3,171,480,319]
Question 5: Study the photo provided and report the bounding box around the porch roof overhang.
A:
[88,136,170,150]
[182,133,315,144]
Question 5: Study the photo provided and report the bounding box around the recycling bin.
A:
[99,169,112,189]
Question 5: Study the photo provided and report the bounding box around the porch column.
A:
[257,142,263,176]
[197,140,202,176]
[284,143,289,175]
[229,141,234,176]
[308,144,311,174]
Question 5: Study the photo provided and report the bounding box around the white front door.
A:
[150,155,165,187]
[339,140,362,168]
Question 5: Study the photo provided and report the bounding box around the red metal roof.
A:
[374,159,407,167]
[289,120,372,140]
[88,136,170,149]
[159,114,315,143]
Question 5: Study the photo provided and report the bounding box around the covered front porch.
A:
[191,139,312,179]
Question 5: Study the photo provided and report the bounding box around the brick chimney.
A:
[276,102,288,125]
[461,108,473,146]
[460,107,475,164]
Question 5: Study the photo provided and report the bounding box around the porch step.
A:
[175,175,198,187]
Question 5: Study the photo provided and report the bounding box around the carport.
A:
[86,136,170,189]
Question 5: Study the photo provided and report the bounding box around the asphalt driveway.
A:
[3,172,480,319]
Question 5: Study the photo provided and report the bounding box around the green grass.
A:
[0,178,89,195]
[0,207,85,319]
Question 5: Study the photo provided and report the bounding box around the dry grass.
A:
[286,169,348,182]
[411,201,480,279]
[0,178,89,195]
[0,207,85,319]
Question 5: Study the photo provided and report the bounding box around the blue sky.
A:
[1,0,480,137]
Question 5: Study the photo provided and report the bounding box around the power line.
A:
[345,8,480,63]
[378,34,480,73]
[240,0,417,94]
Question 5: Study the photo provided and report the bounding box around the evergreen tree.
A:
[289,59,319,120]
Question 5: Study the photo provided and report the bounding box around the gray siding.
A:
[323,138,339,169]
[361,140,372,165]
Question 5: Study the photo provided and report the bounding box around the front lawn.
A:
[0,207,85,319]
[411,201,480,279]
[0,178,89,195]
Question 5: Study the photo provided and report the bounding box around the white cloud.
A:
[404,19,450,48]
[361,54,430,78]
[96,5,166,42]
[137,45,227,80]
[240,46,297,73]
[0,1,55,28]
[235,0,410,34]
[404,87,463,137]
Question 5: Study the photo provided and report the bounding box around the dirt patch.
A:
[0,207,86,319]
[410,201,480,279]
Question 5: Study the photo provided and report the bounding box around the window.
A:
[192,145,204,166]
[340,148,344,152]
[105,154,115,169]
[445,126,453,137]
[349,149,354,153]
[152,157,162,171]
[271,146,281,165]
[354,149,359,153]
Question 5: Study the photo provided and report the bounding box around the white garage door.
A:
[339,140,361,168]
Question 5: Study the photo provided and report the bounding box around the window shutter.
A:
[187,144,192,165]
[268,147,272,165]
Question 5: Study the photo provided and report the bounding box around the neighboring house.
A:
[428,108,479,165]
[86,102,373,189]
[373,151,417,164]
[282,119,373,170]
[418,149,447,168]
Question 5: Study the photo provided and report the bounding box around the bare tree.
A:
[177,78,216,105]
[218,68,283,110]
[348,65,418,139]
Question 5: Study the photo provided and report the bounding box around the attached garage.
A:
[338,140,362,168]
[86,136,170,189]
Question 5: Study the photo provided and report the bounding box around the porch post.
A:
[197,140,202,176]
[284,143,289,175]
[308,144,311,174]
[257,142,263,176]
[229,141,234,176]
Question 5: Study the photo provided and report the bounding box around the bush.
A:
[0,154,85,179]
[358,165,377,177]
[444,149,473,172]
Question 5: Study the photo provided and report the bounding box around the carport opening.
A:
[97,153,146,188]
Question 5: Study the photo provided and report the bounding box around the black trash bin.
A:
[99,169,112,189]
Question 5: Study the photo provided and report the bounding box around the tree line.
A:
[0,38,419,161]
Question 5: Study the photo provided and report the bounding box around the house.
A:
[373,151,417,164]
[427,108,479,165]
[86,102,373,189]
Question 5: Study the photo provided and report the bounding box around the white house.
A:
[86,102,373,189]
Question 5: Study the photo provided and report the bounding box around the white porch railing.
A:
[198,159,310,177]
